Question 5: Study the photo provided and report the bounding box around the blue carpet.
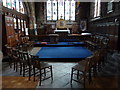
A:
[36,47,92,58]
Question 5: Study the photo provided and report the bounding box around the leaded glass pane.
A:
[47,0,52,20]
[70,0,75,20]
[58,0,64,19]
[52,1,57,20]
[16,0,19,12]
[3,0,7,7]
[65,0,70,20]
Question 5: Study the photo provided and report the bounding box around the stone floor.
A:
[2,47,120,89]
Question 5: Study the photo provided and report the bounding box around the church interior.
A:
[0,0,120,89]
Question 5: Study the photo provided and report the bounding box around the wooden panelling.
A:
[108,36,118,51]
[5,16,16,47]
[89,22,119,51]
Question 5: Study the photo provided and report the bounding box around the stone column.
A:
[29,2,37,35]
[0,0,2,51]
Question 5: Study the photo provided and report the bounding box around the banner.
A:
[76,2,80,15]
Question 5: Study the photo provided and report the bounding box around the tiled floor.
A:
[36,63,82,88]
[2,62,84,88]
[2,61,120,89]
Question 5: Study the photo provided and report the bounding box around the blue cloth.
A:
[36,47,92,59]
[34,42,84,46]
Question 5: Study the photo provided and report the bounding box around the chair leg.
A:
[77,70,79,80]
[28,65,31,80]
[93,66,97,76]
[71,68,73,84]
[83,74,86,89]
[33,66,35,82]
[9,59,12,68]
[98,62,101,72]
[20,63,22,75]
[89,69,91,84]
[39,69,42,86]
[50,66,53,81]
[14,61,16,70]
[16,62,18,72]
[44,68,46,77]
[23,64,25,77]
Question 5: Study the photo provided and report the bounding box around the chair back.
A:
[12,48,19,60]
[18,50,24,62]
[84,56,94,72]
[18,50,31,65]
[91,50,101,65]
[22,51,31,65]
[31,55,41,68]
[5,45,12,58]
[85,51,100,71]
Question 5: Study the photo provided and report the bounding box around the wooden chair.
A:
[5,45,13,68]
[90,51,100,76]
[19,36,34,51]
[90,49,105,75]
[12,48,22,74]
[31,55,53,86]
[97,47,108,72]
[71,56,93,88]
[18,50,32,80]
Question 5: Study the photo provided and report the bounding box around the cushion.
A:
[40,42,47,45]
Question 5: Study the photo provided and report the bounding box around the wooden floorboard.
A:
[2,76,38,89]
[86,76,120,88]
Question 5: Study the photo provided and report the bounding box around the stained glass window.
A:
[2,0,7,7]
[94,0,101,18]
[16,0,19,12]
[14,18,17,29]
[58,0,64,19]
[18,19,21,29]
[107,0,114,13]
[21,20,24,31]
[65,0,70,20]
[52,0,57,20]
[11,0,16,10]
[2,0,25,14]
[7,0,11,8]
[70,0,75,20]
[47,0,75,21]
[24,21,29,35]
[47,0,52,20]
[19,1,24,14]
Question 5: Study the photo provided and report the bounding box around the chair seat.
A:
[34,62,52,69]
[72,60,87,72]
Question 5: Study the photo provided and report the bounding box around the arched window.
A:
[47,0,75,21]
